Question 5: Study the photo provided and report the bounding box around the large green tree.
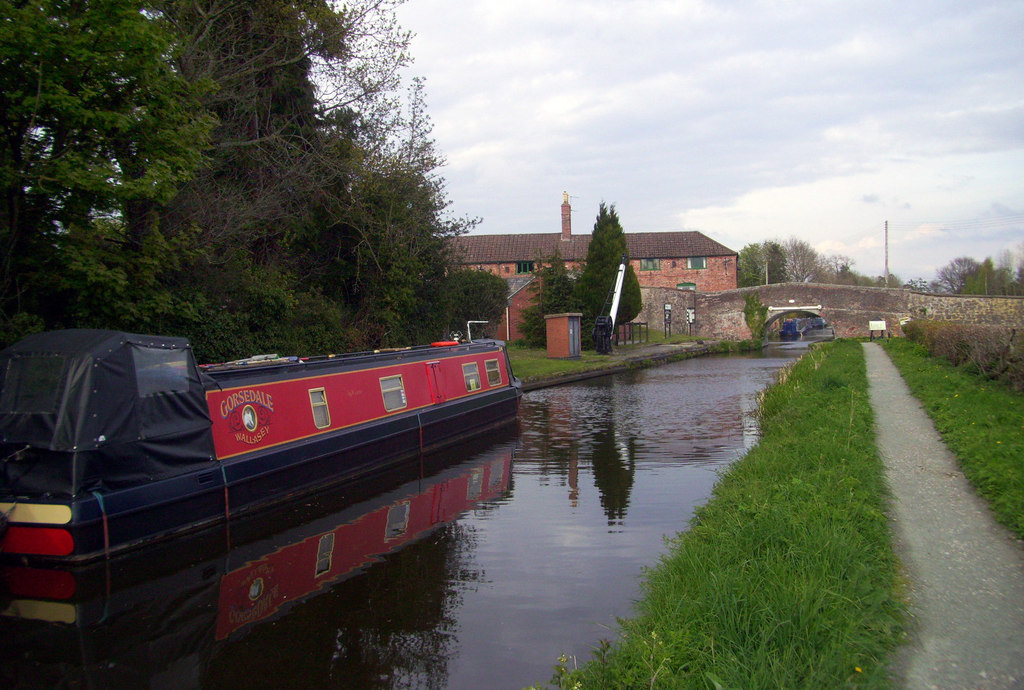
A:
[575,203,641,329]
[0,0,472,358]
[0,0,212,339]
[157,0,347,252]
[158,2,469,350]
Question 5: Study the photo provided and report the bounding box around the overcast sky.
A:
[395,0,1024,281]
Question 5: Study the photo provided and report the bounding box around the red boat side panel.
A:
[206,350,511,461]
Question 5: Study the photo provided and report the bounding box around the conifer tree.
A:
[575,203,642,328]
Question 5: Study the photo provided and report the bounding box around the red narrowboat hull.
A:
[0,331,521,562]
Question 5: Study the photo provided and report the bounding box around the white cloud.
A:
[397,0,1024,280]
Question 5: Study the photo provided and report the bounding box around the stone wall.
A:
[906,292,1024,325]
[668,283,1024,341]
[639,287,697,335]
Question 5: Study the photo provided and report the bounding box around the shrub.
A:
[743,292,768,341]
[903,320,1023,392]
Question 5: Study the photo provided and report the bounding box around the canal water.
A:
[0,341,817,689]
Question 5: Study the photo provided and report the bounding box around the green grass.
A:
[508,335,755,384]
[508,347,632,382]
[547,340,904,689]
[881,338,1024,538]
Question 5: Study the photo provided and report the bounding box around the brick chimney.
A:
[561,191,571,240]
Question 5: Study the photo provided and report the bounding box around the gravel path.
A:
[862,343,1024,689]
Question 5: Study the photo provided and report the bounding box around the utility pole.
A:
[884,220,889,287]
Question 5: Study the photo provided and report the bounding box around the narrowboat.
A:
[0,329,521,562]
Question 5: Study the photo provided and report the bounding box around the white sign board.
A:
[869,320,887,331]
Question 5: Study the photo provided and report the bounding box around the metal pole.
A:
[466,320,488,341]
[884,220,889,287]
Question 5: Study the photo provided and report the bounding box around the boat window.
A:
[462,363,481,391]
[380,375,407,411]
[386,502,410,539]
[309,388,330,429]
[0,355,66,414]
[485,359,502,386]
[467,468,484,500]
[133,346,190,397]
[315,533,335,577]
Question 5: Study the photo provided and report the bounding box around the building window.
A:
[485,359,502,386]
[687,256,707,269]
[309,388,330,428]
[640,258,661,271]
[380,375,407,411]
[462,362,481,391]
[678,282,697,291]
[515,261,535,274]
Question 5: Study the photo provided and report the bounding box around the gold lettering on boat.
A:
[220,388,274,444]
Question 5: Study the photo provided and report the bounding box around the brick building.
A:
[450,193,738,341]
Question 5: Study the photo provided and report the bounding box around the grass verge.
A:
[880,338,1024,538]
[509,338,756,384]
[547,340,904,689]
[508,347,637,382]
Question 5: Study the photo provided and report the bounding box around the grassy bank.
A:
[508,336,756,384]
[546,340,904,689]
[881,338,1024,538]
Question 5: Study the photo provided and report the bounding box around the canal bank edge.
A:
[545,339,905,688]
[517,340,757,392]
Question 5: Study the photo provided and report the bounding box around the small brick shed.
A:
[545,313,582,359]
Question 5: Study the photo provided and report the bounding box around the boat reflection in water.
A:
[0,428,516,688]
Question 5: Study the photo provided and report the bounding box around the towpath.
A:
[862,342,1024,689]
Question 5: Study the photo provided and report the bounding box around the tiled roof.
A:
[451,231,736,264]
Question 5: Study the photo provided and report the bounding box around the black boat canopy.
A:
[0,330,215,495]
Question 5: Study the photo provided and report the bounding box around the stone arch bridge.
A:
[639,283,1024,341]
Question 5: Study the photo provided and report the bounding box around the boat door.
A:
[425,361,446,403]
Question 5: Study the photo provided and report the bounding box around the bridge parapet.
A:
[682,283,1024,341]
